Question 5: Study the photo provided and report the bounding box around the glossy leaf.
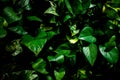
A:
[83,43,97,66]
[79,26,96,43]
[32,58,48,74]
[21,31,47,56]
[22,35,47,56]
[3,7,21,24]
[47,55,64,63]
[8,26,28,35]
[99,45,119,64]
[54,69,65,80]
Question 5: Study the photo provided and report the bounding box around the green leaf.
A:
[47,55,64,63]
[47,31,56,40]
[55,43,71,56]
[63,14,71,22]
[8,26,28,35]
[72,0,83,15]
[44,6,59,16]
[79,36,96,43]
[22,35,47,56]
[0,17,4,28]
[0,28,7,38]
[3,7,21,24]
[32,58,48,74]
[27,16,42,22]
[99,45,119,64]
[105,35,116,51]
[65,0,74,15]
[21,31,47,56]
[83,43,97,66]
[79,26,96,43]
[54,69,65,80]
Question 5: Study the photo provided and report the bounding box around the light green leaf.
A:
[27,16,42,22]
[83,43,97,66]
[8,26,28,35]
[3,7,21,24]
[44,6,59,16]
[99,45,119,64]
[54,69,65,80]
[32,58,48,74]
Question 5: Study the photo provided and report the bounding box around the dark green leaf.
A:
[47,31,56,40]
[65,0,74,15]
[105,35,116,51]
[99,45,119,64]
[72,0,83,15]
[79,26,96,43]
[0,17,4,28]
[32,58,48,74]
[47,55,64,63]
[21,31,47,56]
[8,26,28,35]
[83,43,97,66]
[27,16,42,22]
[0,28,7,38]
[3,7,21,24]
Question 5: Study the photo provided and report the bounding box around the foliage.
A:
[0,0,120,80]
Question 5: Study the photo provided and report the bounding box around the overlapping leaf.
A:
[83,43,97,66]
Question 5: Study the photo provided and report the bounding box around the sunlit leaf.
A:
[83,43,97,66]
[99,45,119,64]
[44,6,59,16]
[32,58,48,74]
[54,69,65,80]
